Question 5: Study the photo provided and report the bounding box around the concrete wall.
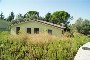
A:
[11,21,63,36]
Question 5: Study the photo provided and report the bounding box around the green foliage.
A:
[24,11,39,19]
[50,11,70,24]
[73,18,90,35]
[7,12,15,22]
[0,32,90,60]
[0,11,4,20]
[16,14,23,19]
[10,10,71,26]
[45,12,51,22]
[0,20,10,31]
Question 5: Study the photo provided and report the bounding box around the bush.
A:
[63,32,74,38]
[74,18,90,35]
[0,32,90,60]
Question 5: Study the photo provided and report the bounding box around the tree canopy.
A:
[1,10,71,25]
[45,12,51,22]
[7,12,15,22]
[72,18,90,35]
[24,11,39,19]
[50,11,70,24]
[0,12,4,20]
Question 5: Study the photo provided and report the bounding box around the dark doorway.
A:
[27,28,31,34]
[34,28,39,34]
[16,27,20,34]
[62,30,64,34]
[48,29,52,35]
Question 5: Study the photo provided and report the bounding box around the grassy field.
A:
[0,32,90,60]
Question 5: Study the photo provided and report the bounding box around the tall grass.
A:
[0,32,90,60]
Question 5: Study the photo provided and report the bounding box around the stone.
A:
[74,42,90,60]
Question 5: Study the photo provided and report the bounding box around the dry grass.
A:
[9,33,70,43]
[9,32,73,45]
[10,33,56,43]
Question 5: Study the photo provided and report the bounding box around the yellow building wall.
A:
[11,21,63,36]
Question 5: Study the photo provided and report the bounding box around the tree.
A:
[24,11,39,19]
[50,11,70,24]
[45,12,51,22]
[16,13,23,20]
[74,18,90,35]
[0,11,4,20]
[11,12,14,20]
[80,20,90,35]
[15,13,25,22]
[38,16,45,20]
[7,16,12,22]
[7,12,15,22]
[74,18,83,32]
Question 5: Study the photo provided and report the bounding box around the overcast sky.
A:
[0,0,90,24]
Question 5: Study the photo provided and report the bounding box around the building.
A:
[11,19,65,36]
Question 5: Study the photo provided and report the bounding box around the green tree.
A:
[15,13,25,22]
[7,12,15,22]
[80,20,90,35]
[75,18,83,32]
[38,16,45,20]
[50,11,70,24]
[16,13,23,20]
[74,18,90,35]
[24,11,39,19]
[0,11,4,20]
[11,12,14,19]
[45,12,51,22]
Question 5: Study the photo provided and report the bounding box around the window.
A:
[27,28,31,34]
[34,28,39,34]
[16,27,20,34]
[48,29,52,35]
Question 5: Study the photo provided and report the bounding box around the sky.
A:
[0,0,90,24]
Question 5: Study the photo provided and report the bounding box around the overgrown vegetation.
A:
[70,18,90,35]
[0,10,90,60]
[0,20,10,31]
[0,32,90,60]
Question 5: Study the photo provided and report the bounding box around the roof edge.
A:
[11,19,66,29]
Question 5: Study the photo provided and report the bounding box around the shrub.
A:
[0,32,90,60]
